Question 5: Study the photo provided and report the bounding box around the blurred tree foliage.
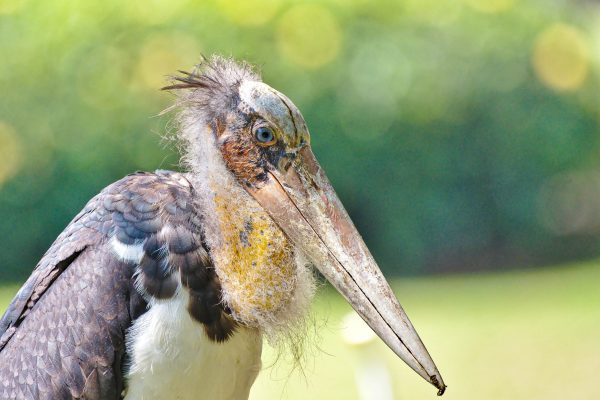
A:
[1,0,600,280]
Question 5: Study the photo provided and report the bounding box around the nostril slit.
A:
[281,153,297,171]
[283,159,292,171]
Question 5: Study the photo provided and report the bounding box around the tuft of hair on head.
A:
[162,54,260,90]
[159,55,261,165]
[161,55,260,115]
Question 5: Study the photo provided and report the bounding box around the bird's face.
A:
[213,80,446,395]
[214,80,310,188]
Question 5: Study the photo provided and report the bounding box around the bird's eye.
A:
[254,126,276,145]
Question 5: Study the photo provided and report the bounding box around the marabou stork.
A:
[0,56,445,399]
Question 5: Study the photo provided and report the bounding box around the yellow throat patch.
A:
[213,194,297,326]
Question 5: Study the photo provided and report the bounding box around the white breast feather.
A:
[124,290,263,400]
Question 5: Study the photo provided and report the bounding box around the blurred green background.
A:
[1,0,599,399]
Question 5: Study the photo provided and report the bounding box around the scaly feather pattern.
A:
[0,170,235,399]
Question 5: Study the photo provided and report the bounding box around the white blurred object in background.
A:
[341,312,394,400]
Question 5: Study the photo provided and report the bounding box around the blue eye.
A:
[255,126,275,144]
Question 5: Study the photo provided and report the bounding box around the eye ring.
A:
[254,126,276,146]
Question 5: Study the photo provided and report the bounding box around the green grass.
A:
[250,262,600,400]
[0,284,19,310]
[1,262,599,400]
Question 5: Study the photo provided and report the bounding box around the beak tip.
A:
[431,375,447,396]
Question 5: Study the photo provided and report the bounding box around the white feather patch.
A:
[110,236,146,264]
[124,290,263,400]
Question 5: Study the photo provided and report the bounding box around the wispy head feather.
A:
[163,55,259,91]
[162,55,260,122]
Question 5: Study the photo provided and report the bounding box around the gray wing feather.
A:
[0,201,103,349]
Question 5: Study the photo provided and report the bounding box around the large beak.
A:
[246,145,446,395]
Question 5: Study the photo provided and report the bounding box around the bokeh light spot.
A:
[136,33,200,91]
[277,4,342,69]
[126,0,190,25]
[348,42,412,106]
[76,46,132,110]
[464,0,516,14]
[532,23,590,92]
[0,122,23,187]
[337,94,397,141]
[0,0,27,15]
[216,0,280,26]
[337,41,411,140]
[405,0,463,26]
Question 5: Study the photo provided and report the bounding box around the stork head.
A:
[164,56,446,395]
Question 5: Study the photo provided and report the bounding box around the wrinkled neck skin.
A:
[180,116,315,339]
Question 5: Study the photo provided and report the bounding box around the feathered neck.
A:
[177,115,315,340]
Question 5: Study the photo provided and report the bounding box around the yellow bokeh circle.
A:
[126,0,191,25]
[463,0,516,13]
[532,23,590,92]
[0,0,27,15]
[216,0,281,26]
[136,33,200,90]
[277,4,342,69]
